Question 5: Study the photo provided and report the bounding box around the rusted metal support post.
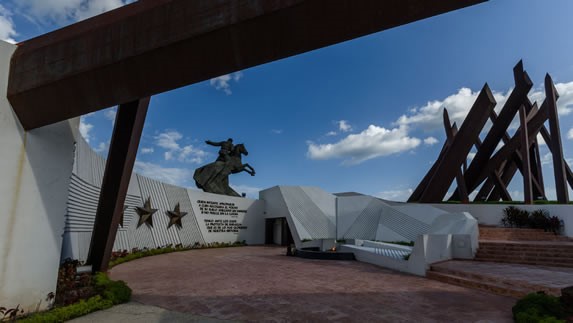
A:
[458,61,532,196]
[418,84,496,202]
[545,74,569,203]
[443,110,469,203]
[519,105,533,204]
[539,126,573,189]
[86,97,150,272]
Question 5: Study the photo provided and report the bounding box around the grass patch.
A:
[18,273,131,323]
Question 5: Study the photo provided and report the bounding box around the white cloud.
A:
[94,141,108,154]
[326,131,337,136]
[271,129,283,134]
[154,130,207,163]
[395,88,510,132]
[338,120,352,132]
[529,81,573,116]
[0,5,17,43]
[423,136,439,145]
[376,188,413,202]
[568,128,573,140]
[79,116,94,143]
[307,125,421,165]
[537,134,546,146]
[104,107,117,123]
[209,72,243,95]
[541,153,552,166]
[14,0,132,25]
[140,147,154,154]
[134,161,192,187]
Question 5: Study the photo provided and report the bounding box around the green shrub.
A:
[529,209,551,230]
[93,273,131,305]
[512,293,566,323]
[501,206,530,227]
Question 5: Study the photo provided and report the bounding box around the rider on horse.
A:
[205,138,234,163]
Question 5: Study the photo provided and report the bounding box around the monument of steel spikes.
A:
[408,61,573,204]
[193,138,256,197]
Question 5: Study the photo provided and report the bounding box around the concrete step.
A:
[476,250,573,258]
[473,257,573,268]
[428,261,566,298]
[478,227,571,242]
[426,271,530,298]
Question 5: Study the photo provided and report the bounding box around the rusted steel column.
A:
[460,62,533,195]
[530,141,545,199]
[473,102,548,191]
[519,105,533,204]
[418,84,496,202]
[545,74,569,203]
[87,97,150,272]
[539,126,573,189]
[443,109,469,203]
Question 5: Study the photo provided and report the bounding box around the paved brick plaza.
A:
[110,246,515,322]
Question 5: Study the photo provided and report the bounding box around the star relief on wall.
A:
[167,203,187,229]
[136,197,158,228]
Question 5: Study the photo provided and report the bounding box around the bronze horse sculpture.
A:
[193,143,255,197]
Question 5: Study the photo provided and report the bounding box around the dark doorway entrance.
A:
[265,218,293,246]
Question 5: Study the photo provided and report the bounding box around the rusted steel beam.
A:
[86,98,150,272]
[443,110,469,203]
[485,101,545,201]
[519,104,533,204]
[7,0,486,130]
[545,74,569,203]
[530,141,545,199]
[418,84,496,202]
[408,110,453,202]
[539,126,573,189]
[458,61,533,197]
[491,171,512,201]
[473,100,549,191]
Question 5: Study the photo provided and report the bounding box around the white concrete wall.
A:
[430,203,573,237]
[0,40,77,312]
[189,190,265,245]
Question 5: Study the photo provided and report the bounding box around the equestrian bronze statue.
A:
[193,138,255,197]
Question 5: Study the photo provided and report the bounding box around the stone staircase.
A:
[427,260,571,298]
[478,226,571,242]
[427,226,573,298]
[475,241,573,268]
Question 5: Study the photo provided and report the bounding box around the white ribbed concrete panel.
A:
[62,174,142,261]
[164,184,205,246]
[74,137,105,187]
[136,174,182,247]
[300,186,336,224]
[392,204,448,225]
[279,186,335,239]
[377,205,431,242]
[342,199,383,240]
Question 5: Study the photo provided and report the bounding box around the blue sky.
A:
[1,0,573,200]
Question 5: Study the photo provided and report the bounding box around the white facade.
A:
[63,138,265,263]
[0,40,78,312]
